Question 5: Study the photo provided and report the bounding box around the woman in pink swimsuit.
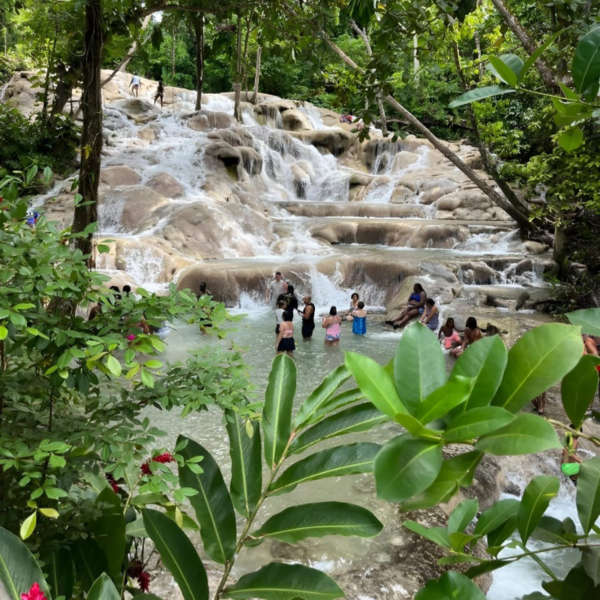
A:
[322,306,342,347]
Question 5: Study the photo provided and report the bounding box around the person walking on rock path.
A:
[130,74,142,98]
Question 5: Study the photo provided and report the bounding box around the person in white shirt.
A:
[130,75,142,98]
[266,271,288,307]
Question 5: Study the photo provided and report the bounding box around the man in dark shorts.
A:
[300,295,315,340]
[154,79,165,107]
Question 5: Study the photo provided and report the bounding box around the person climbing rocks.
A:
[266,272,288,307]
[450,316,482,357]
[386,283,427,329]
[154,79,165,107]
[420,298,439,332]
[276,310,295,356]
[347,301,367,335]
[300,295,316,340]
[130,74,142,98]
[439,317,461,350]
[322,306,342,346]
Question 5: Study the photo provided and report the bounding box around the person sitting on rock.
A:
[154,79,164,107]
[420,298,439,332]
[130,74,142,98]
[386,283,427,329]
[438,317,461,350]
[450,317,482,357]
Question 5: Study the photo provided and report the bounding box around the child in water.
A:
[438,317,461,350]
[347,301,367,335]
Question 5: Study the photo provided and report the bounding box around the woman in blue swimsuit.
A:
[386,283,427,329]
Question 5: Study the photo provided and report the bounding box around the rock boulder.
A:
[146,172,185,198]
[110,99,160,124]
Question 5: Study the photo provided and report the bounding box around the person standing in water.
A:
[275,299,286,335]
[275,311,295,356]
[450,317,482,357]
[285,285,299,316]
[420,298,439,331]
[130,74,142,98]
[347,301,367,335]
[154,79,165,107]
[300,295,315,340]
[344,293,359,319]
[322,306,342,346]
[266,272,288,307]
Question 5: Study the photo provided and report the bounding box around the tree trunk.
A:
[42,31,58,120]
[413,34,419,82]
[171,26,176,78]
[233,10,242,122]
[251,46,261,104]
[72,0,103,261]
[321,31,532,230]
[489,0,557,89]
[194,15,204,111]
[242,15,251,98]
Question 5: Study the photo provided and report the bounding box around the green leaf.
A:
[444,407,515,443]
[452,336,508,410]
[0,526,50,600]
[532,515,574,544]
[269,443,380,495]
[86,574,121,600]
[294,365,351,427]
[0,326,7,340]
[140,368,155,388]
[251,502,383,543]
[43,548,74,600]
[415,571,486,599]
[374,434,443,503]
[476,414,561,455]
[487,55,521,87]
[414,377,472,424]
[142,509,208,600]
[226,410,262,519]
[572,27,600,101]
[474,499,520,536]
[558,127,584,152]
[567,308,600,336]
[263,354,296,469]
[561,354,600,428]
[20,512,36,540]
[289,403,387,455]
[560,561,596,599]
[90,488,126,583]
[583,547,600,586]
[300,388,365,427]
[520,29,566,83]
[517,475,560,544]
[126,517,148,538]
[345,352,406,419]
[178,436,236,564]
[105,355,121,377]
[403,521,451,549]
[394,412,442,441]
[223,562,344,600]
[577,457,600,535]
[38,508,59,518]
[394,322,446,414]
[72,538,108,590]
[448,499,479,535]
[449,85,515,108]
[492,324,583,413]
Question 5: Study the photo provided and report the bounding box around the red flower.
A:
[127,560,143,579]
[21,583,47,600]
[596,365,600,373]
[140,462,151,475]
[105,473,120,494]
[138,572,151,592]
[141,452,175,475]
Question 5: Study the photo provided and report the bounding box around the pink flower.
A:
[127,334,136,341]
[21,583,47,600]
[138,572,151,592]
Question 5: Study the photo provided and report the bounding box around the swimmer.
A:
[300,295,315,340]
[347,301,367,335]
[276,310,295,357]
[322,306,342,346]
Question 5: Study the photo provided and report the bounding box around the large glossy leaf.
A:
[558,127,584,152]
[223,562,344,600]
[289,403,387,455]
[583,547,600,587]
[0,527,50,600]
[179,436,236,564]
[263,354,296,469]
[448,499,479,535]
[520,29,566,83]
[86,574,120,600]
[126,517,147,538]
[452,336,508,410]
[90,487,126,582]
[269,442,380,495]
[251,502,383,543]
[567,308,600,336]
[294,365,351,427]
[475,414,561,455]
[43,548,74,600]
[374,433,443,503]
[345,352,406,419]
[394,412,442,441]
[518,476,560,544]
[444,407,515,443]
[414,376,472,424]
[403,521,451,549]
[449,85,515,108]
[561,355,600,428]
[492,324,583,413]
[72,539,108,591]
[414,571,486,599]
[142,509,208,600]
[301,388,365,426]
[532,515,576,544]
[577,457,600,535]
[473,499,520,536]
[487,55,522,87]
[393,322,446,413]
[573,27,600,101]
[560,561,597,599]
[226,410,262,518]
